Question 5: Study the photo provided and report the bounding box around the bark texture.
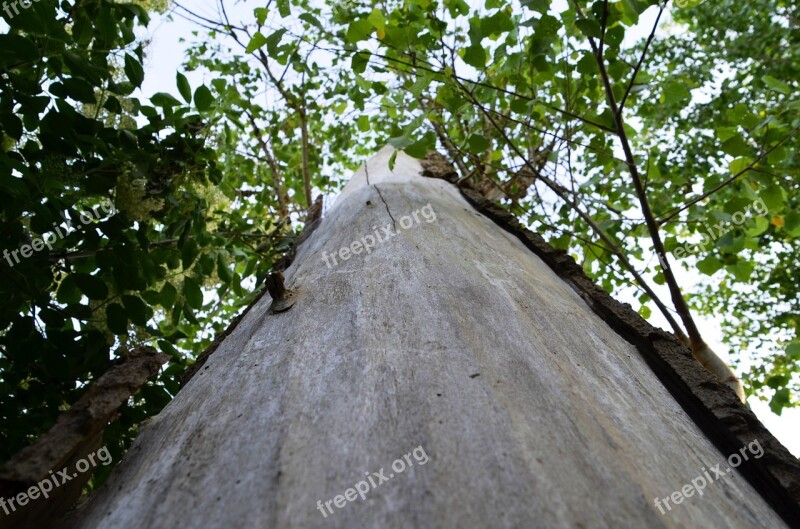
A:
[60,147,792,529]
[0,347,167,529]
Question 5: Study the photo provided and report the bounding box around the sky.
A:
[135,1,799,456]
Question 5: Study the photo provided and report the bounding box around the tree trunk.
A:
[61,147,789,528]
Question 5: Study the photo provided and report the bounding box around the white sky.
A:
[136,2,799,456]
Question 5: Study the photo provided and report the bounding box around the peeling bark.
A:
[0,347,167,529]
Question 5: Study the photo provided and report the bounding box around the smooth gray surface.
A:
[67,147,787,529]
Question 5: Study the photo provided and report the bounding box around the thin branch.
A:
[598,0,609,58]
[618,2,666,113]
[452,75,687,340]
[658,124,800,225]
[573,0,705,352]
[245,109,289,217]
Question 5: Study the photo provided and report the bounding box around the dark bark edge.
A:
[0,347,167,529]
[421,152,800,528]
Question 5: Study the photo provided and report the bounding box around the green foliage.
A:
[639,0,800,412]
[2,0,798,487]
[0,0,291,473]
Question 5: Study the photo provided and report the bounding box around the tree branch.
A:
[618,2,666,114]
[573,0,744,399]
[451,76,687,341]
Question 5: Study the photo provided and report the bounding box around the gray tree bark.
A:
[62,147,787,529]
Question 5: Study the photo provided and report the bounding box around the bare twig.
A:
[618,2,666,113]
[572,0,744,399]
[451,76,687,341]
[658,124,800,225]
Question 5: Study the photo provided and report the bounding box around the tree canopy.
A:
[0,0,798,482]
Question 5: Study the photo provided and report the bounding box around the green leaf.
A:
[445,0,471,16]
[716,126,738,142]
[62,78,97,104]
[726,103,759,128]
[784,210,800,236]
[729,157,753,175]
[352,51,370,74]
[696,256,723,276]
[575,18,603,39]
[74,274,109,301]
[367,9,386,33]
[106,303,128,335]
[662,81,691,107]
[747,216,770,237]
[520,0,549,13]
[720,135,750,157]
[467,134,491,154]
[510,97,530,114]
[104,96,123,114]
[96,7,118,42]
[122,295,150,326]
[141,290,161,305]
[183,277,204,310]
[482,10,514,36]
[0,35,39,68]
[405,132,436,159]
[762,75,791,95]
[198,253,215,275]
[622,0,649,17]
[151,92,183,108]
[605,25,625,48]
[57,274,82,305]
[183,302,199,325]
[760,185,784,212]
[160,282,177,309]
[769,388,790,415]
[254,7,269,25]
[158,340,182,360]
[1,113,22,140]
[123,54,144,87]
[728,260,754,281]
[217,254,233,284]
[346,19,373,43]
[388,135,414,149]
[176,72,191,103]
[266,29,288,57]
[357,115,370,132]
[246,32,268,54]
[181,239,199,269]
[276,0,290,17]
[299,13,321,28]
[194,85,214,112]
[462,45,486,68]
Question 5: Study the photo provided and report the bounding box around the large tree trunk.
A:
[61,147,790,528]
